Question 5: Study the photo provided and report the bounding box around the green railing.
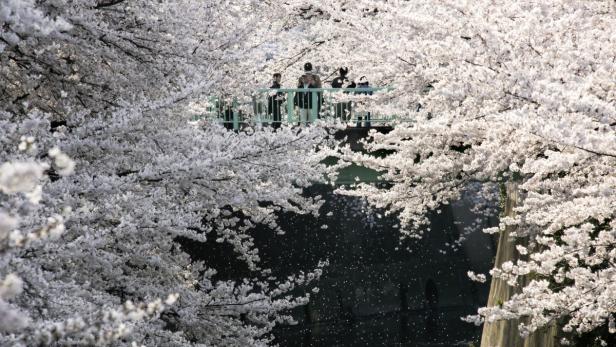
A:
[196,96,242,130]
[196,87,397,129]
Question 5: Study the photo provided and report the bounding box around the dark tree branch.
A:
[95,0,126,9]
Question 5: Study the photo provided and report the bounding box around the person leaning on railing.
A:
[303,62,323,119]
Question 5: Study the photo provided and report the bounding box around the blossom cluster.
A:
[290,0,616,339]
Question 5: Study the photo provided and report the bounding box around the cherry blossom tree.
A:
[1,1,337,346]
[1,0,296,117]
[4,0,616,345]
[1,114,335,346]
[276,0,616,343]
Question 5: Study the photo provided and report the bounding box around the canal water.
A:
[254,184,497,347]
[181,128,498,346]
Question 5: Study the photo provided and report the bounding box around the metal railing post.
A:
[310,90,318,123]
[207,96,215,122]
[287,91,294,124]
[252,94,259,126]
[247,87,395,127]
[232,97,239,130]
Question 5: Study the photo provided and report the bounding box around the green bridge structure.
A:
[196,87,407,129]
[195,86,411,186]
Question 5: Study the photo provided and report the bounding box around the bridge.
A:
[195,87,404,130]
[193,87,412,185]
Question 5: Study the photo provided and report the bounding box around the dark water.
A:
[180,126,497,346]
[252,185,497,347]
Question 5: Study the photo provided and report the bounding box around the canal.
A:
[180,128,498,346]
[258,184,497,347]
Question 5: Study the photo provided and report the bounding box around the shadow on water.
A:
[249,184,498,347]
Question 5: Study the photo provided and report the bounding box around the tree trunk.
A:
[480,181,559,347]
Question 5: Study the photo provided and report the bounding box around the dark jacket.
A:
[355,82,372,95]
[331,76,348,88]
[294,84,321,109]
[267,81,284,113]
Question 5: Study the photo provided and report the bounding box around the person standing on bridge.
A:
[355,76,373,127]
[294,75,310,126]
[303,62,323,119]
[331,67,352,120]
[294,74,321,126]
[267,73,284,129]
[303,62,322,88]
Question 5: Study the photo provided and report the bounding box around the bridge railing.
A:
[196,96,243,130]
[196,87,397,129]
